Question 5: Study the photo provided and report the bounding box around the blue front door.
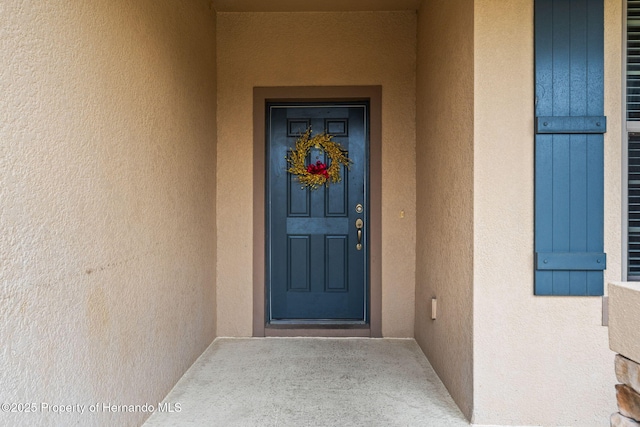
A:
[267,103,368,322]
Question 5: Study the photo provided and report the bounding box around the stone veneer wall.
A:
[612,355,640,426]
[610,282,640,427]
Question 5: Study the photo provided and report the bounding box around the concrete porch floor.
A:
[144,337,470,427]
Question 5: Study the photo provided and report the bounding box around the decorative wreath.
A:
[286,128,351,190]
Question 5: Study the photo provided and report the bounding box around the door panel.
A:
[267,103,368,322]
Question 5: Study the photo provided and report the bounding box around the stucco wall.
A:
[472,0,620,425]
[414,0,475,420]
[0,1,217,426]
[216,11,417,337]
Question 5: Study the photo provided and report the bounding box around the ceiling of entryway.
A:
[213,0,421,12]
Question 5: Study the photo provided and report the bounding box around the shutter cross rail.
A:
[535,116,607,134]
[535,252,607,271]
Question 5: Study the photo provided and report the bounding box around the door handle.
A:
[355,218,364,251]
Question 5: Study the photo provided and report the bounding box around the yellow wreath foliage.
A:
[286,129,352,190]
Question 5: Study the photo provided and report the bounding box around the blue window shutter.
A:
[534,0,606,296]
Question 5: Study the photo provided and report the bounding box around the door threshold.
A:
[264,323,371,337]
[268,321,368,328]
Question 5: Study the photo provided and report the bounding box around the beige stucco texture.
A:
[414,0,474,420]
[216,11,417,337]
[471,0,620,425]
[1,1,217,426]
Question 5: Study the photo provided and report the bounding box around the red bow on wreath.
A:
[306,161,330,179]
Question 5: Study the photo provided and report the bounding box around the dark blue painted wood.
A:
[535,116,606,133]
[325,236,348,291]
[286,217,349,234]
[534,0,606,296]
[288,173,310,216]
[569,133,588,294]
[586,133,605,295]
[326,164,347,216]
[536,252,606,270]
[268,104,368,320]
[288,236,310,291]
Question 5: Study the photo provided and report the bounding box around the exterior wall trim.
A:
[252,86,382,337]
